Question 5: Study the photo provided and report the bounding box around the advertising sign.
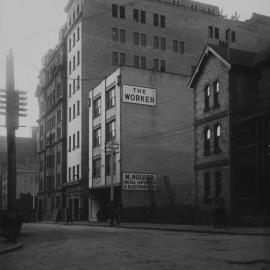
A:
[122,85,157,106]
[122,173,158,190]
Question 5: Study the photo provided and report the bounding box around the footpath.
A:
[68,221,270,236]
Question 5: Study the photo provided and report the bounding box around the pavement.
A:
[0,221,269,255]
[55,220,270,236]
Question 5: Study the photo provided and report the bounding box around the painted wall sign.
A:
[122,173,158,190]
[122,85,157,106]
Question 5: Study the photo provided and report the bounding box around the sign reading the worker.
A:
[122,173,158,190]
[122,85,156,106]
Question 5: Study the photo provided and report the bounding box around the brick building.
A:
[35,26,67,221]
[188,44,270,225]
[63,0,270,220]
[88,66,193,221]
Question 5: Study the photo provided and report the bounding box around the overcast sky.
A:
[0,0,269,137]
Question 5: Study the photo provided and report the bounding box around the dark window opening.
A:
[204,85,210,112]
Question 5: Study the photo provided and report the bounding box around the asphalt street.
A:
[0,223,270,270]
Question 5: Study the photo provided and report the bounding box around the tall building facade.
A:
[63,0,270,220]
[35,26,67,220]
[188,44,270,225]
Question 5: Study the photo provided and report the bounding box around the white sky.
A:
[0,0,269,137]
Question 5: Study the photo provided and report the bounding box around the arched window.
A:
[204,127,211,155]
[213,81,220,108]
[214,124,221,153]
[204,85,210,112]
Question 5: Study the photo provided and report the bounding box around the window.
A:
[141,11,146,23]
[133,9,139,22]
[141,33,146,46]
[57,151,61,165]
[215,171,222,198]
[69,107,71,121]
[213,81,220,108]
[141,56,146,69]
[112,51,118,66]
[106,120,116,142]
[93,128,101,147]
[214,124,221,153]
[69,84,72,97]
[120,6,125,19]
[160,15,166,28]
[204,127,211,155]
[204,85,210,112]
[73,79,76,93]
[112,4,118,17]
[72,166,75,180]
[119,29,125,43]
[133,55,139,68]
[112,28,118,41]
[179,41,185,54]
[73,32,76,46]
[173,40,178,53]
[73,134,75,150]
[77,4,80,15]
[77,75,80,90]
[160,60,166,72]
[120,53,126,65]
[231,31,236,43]
[153,59,159,71]
[68,167,71,181]
[208,26,213,38]
[106,154,116,175]
[69,38,71,51]
[204,172,211,200]
[77,100,80,115]
[77,51,80,65]
[93,159,101,178]
[133,32,139,45]
[57,110,61,123]
[153,13,159,26]
[68,136,71,151]
[73,10,75,21]
[153,36,159,49]
[73,104,75,119]
[73,56,75,70]
[76,165,80,179]
[77,131,80,147]
[214,27,219,39]
[93,98,101,118]
[77,27,80,41]
[69,61,71,74]
[160,38,166,51]
[106,87,116,109]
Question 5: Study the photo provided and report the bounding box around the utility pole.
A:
[106,140,119,226]
[0,50,27,242]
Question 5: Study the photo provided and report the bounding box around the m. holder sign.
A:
[122,173,158,190]
[122,85,156,106]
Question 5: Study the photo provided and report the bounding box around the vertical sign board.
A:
[122,85,157,106]
[122,173,158,190]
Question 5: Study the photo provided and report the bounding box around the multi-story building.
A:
[188,44,270,225]
[63,0,270,220]
[88,66,193,221]
[35,26,67,220]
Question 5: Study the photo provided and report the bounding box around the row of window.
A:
[40,173,62,191]
[92,87,115,118]
[68,164,80,182]
[112,5,166,28]
[68,131,80,152]
[68,3,81,27]
[203,171,222,202]
[93,154,116,178]
[93,120,116,148]
[112,28,185,54]
[46,109,62,131]
[68,27,80,52]
[204,81,220,112]
[204,124,222,156]
[68,50,80,74]
[68,77,80,97]
[208,26,236,43]
[68,101,80,122]
[112,51,166,72]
